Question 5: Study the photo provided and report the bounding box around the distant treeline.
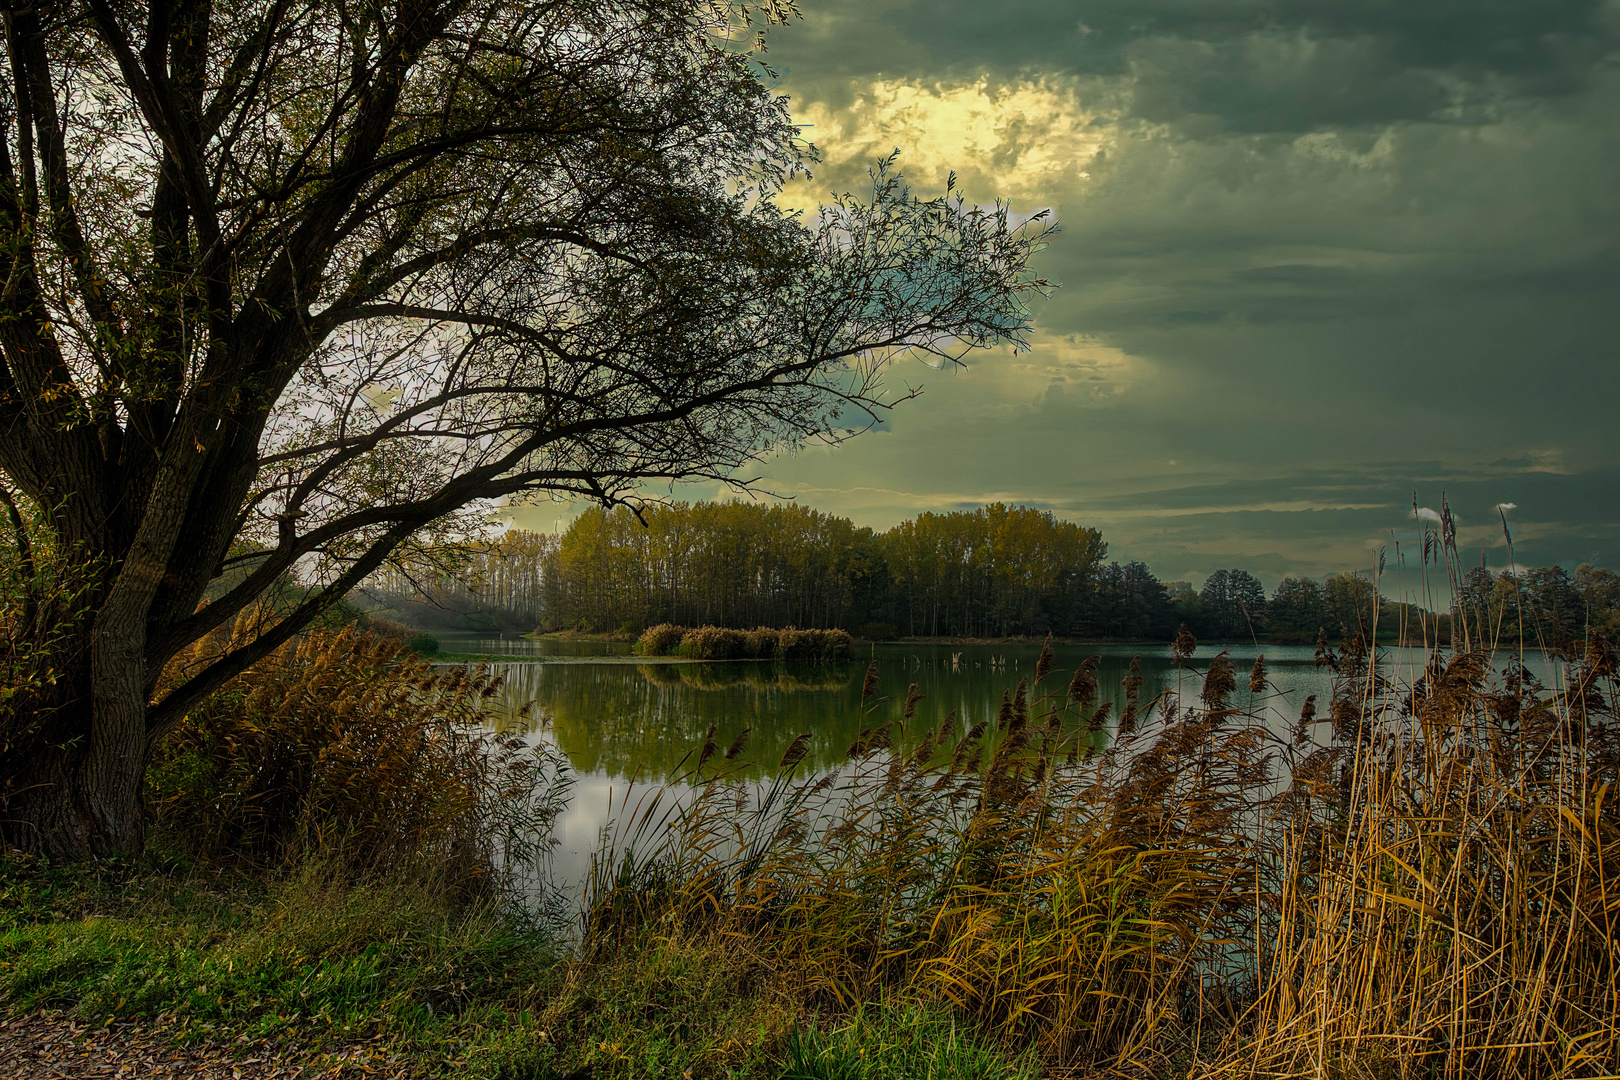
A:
[360,530,550,631]
[1454,563,1620,649]
[363,501,1620,646]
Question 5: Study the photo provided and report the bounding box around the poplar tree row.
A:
[532,501,1113,637]
[369,501,1121,637]
[362,501,1620,646]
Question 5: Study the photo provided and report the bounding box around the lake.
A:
[436,634,1557,897]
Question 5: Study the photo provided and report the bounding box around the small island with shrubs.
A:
[636,624,855,661]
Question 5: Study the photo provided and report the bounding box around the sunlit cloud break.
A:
[784,75,1118,205]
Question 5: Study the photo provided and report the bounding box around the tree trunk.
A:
[0,602,167,858]
[84,627,153,857]
[1,730,145,860]
[0,542,159,859]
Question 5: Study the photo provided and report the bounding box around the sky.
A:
[518,0,1620,591]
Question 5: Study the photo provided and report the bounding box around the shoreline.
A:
[518,631,1455,650]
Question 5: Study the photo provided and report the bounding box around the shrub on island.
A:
[779,627,853,660]
[675,626,749,660]
[821,628,854,660]
[745,626,781,658]
[636,623,686,655]
[635,624,853,660]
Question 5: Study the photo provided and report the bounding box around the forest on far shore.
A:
[362,502,1620,649]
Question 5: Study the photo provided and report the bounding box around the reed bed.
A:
[587,635,1620,1079]
[152,626,570,889]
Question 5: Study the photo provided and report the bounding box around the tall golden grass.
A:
[151,626,570,885]
[588,632,1620,1078]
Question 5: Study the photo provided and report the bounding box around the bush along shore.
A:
[4,622,1619,1078]
[636,624,854,662]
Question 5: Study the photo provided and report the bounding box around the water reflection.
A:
[470,641,1453,781]
[457,639,1553,903]
[437,632,632,658]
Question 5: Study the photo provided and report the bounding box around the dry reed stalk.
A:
[585,627,1620,1079]
[151,627,568,888]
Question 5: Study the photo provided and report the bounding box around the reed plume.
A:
[587,628,1620,1080]
[1066,655,1098,710]
[1034,634,1054,684]
[1170,622,1197,664]
[778,733,811,769]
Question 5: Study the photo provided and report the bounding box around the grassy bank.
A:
[0,857,1033,1079]
[5,626,1616,1078]
[0,628,1030,1079]
[0,857,557,1069]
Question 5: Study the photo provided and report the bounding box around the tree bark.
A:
[1,736,144,861]
[0,442,202,858]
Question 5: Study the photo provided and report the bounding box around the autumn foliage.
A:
[591,635,1620,1078]
[149,629,564,877]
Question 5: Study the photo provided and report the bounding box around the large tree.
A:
[1268,576,1327,639]
[0,0,1052,858]
[1198,568,1266,640]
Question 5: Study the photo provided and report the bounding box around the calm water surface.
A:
[436,634,1556,895]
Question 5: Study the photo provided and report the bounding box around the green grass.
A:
[781,1003,1039,1080]
[0,855,1032,1079]
[0,856,553,1053]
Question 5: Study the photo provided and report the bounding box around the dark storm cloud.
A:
[844,0,1620,129]
[1065,463,1620,582]
[1084,464,1620,527]
[733,2,1620,584]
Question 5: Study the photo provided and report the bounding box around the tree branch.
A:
[144,518,420,743]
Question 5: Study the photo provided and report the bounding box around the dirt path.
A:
[0,1013,430,1078]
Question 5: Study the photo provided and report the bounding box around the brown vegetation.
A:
[635,624,854,661]
[150,627,566,879]
[7,610,1619,1077]
[591,633,1620,1078]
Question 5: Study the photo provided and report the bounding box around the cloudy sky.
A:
[529,1,1620,591]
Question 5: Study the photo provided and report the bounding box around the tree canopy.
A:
[369,500,1111,638]
[366,498,1620,651]
[0,0,1052,857]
